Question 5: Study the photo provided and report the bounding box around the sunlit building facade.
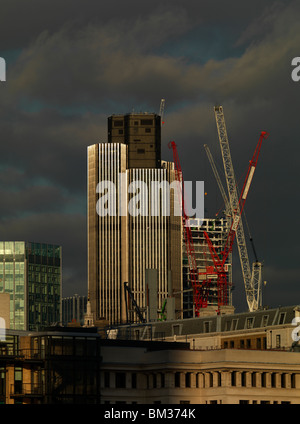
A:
[0,241,62,331]
[88,113,182,326]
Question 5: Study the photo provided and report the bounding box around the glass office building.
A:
[0,241,62,331]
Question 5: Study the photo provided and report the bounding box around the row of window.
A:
[102,371,297,390]
[171,312,288,336]
[113,119,154,127]
[223,337,267,349]
[116,128,152,134]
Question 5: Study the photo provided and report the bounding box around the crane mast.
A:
[213,106,268,311]
[204,143,233,302]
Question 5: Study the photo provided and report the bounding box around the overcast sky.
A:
[0,0,299,313]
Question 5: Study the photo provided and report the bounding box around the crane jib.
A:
[242,166,256,200]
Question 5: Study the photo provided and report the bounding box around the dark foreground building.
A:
[2,305,300,404]
[0,327,102,404]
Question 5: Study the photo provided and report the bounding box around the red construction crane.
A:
[168,141,212,315]
[203,131,269,308]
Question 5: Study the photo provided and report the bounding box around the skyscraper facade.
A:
[88,113,182,325]
[0,241,62,331]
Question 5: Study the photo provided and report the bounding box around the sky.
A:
[0,0,299,313]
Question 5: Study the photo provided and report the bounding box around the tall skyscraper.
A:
[88,113,182,325]
[0,241,62,331]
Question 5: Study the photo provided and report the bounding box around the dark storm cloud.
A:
[4,0,297,112]
[0,184,70,217]
[0,0,279,51]
[0,107,107,192]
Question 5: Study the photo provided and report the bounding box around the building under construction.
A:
[182,218,232,318]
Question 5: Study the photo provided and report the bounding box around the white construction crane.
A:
[214,105,263,312]
[159,99,165,125]
[204,143,233,302]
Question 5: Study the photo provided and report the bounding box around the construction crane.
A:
[205,113,269,310]
[204,143,233,302]
[168,141,212,316]
[159,99,165,125]
[124,282,146,323]
[214,106,266,311]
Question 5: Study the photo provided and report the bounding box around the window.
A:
[239,400,249,404]
[145,128,151,133]
[271,373,276,388]
[251,372,257,387]
[185,373,191,388]
[118,129,123,134]
[276,335,281,348]
[0,368,5,396]
[256,338,261,349]
[104,372,110,388]
[225,321,231,331]
[231,319,238,330]
[246,339,251,348]
[231,371,236,386]
[114,120,123,127]
[172,325,181,336]
[217,372,222,387]
[115,372,126,388]
[204,321,211,333]
[14,367,22,394]
[261,315,269,327]
[262,372,267,388]
[175,372,180,387]
[241,372,247,387]
[137,149,145,154]
[153,374,157,388]
[246,317,254,329]
[263,337,267,349]
[132,373,137,389]
[160,373,165,388]
[141,119,153,125]
[278,312,286,325]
